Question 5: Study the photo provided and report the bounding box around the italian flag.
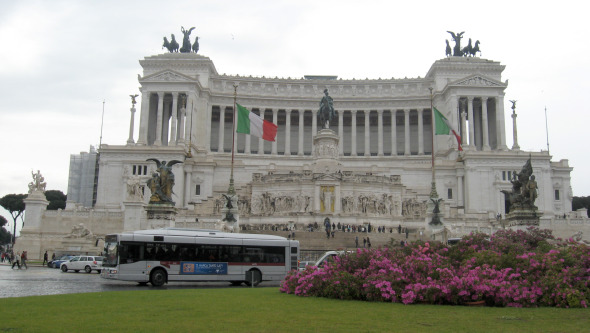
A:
[433,107,462,151]
[236,103,278,142]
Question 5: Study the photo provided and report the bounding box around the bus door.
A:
[118,242,147,281]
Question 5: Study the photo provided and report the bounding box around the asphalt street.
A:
[0,264,279,298]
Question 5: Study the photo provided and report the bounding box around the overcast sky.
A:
[1,0,589,232]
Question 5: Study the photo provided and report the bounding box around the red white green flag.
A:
[236,103,278,142]
[433,107,462,151]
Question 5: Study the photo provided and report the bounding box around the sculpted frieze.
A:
[455,76,503,87]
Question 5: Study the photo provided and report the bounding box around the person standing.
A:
[21,251,28,269]
[363,238,367,248]
[367,237,371,249]
[11,251,21,269]
[43,251,48,266]
[355,236,359,248]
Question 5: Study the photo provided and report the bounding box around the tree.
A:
[45,190,67,210]
[0,215,11,246]
[0,194,26,245]
[572,196,590,217]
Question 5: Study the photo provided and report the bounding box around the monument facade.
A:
[17,33,584,258]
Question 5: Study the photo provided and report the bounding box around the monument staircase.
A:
[244,228,423,260]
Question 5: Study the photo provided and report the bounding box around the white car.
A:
[314,250,351,268]
[60,255,103,273]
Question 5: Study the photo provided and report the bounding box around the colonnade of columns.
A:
[135,91,188,146]
[458,95,507,151]
[212,106,436,156]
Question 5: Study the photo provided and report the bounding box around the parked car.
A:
[314,250,352,268]
[49,255,74,268]
[60,256,104,273]
[298,260,316,271]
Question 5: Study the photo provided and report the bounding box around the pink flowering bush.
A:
[280,227,590,308]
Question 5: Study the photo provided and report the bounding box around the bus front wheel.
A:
[150,269,167,287]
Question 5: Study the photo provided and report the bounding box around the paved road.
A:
[0,264,280,298]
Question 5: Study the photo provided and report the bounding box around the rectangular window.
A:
[143,165,147,175]
[555,190,560,200]
[508,171,512,181]
[195,185,201,196]
[133,165,137,175]
[502,171,506,181]
[447,188,453,199]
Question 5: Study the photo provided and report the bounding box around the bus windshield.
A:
[103,240,118,267]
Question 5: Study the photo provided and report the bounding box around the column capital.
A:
[351,110,357,115]
[285,109,292,115]
[404,108,410,114]
[377,109,383,115]
[417,108,424,115]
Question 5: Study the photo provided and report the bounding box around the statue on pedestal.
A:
[146,159,183,204]
[28,170,46,194]
[180,26,195,53]
[318,89,335,129]
[447,31,465,56]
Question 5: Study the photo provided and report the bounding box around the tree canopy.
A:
[45,190,67,210]
[0,194,26,244]
[572,196,590,217]
[0,215,10,245]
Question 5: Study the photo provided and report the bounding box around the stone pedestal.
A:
[23,190,49,230]
[123,201,146,231]
[313,129,340,173]
[221,194,239,232]
[146,204,177,229]
[506,207,539,227]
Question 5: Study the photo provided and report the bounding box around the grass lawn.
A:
[0,287,587,332]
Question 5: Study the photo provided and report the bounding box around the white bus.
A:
[100,228,299,287]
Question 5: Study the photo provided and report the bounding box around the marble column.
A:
[127,106,136,144]
[178,105,185,144]
[184,170,192,207]
[457,172,464,207]
[311,110,317,137]
[496,96,508,150]
[391,110,397,156]
[418,109,424,155]
[154,92,164,146]
[170,92,178,146]
[272,109,278,155]
[364,110,370,157]
[377,110,384,156]
[481,97,491,151]
[218,106,225,153]
[258,109,265,155]
[461,109,468,146]
[404,109,410,156]
[285,109,291,156]
[511,107,520,150]
[351,110,357,156]
[338,110,344,155]
[298,110,304,156]
[467,97,475,149]
[244,127,251,154]
[137,91,150,145]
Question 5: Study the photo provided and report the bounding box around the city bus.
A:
[100,228,299,287]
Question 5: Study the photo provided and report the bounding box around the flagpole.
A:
[228,85,238,195]
[429,87,438,199]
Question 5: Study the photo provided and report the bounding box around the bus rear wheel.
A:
[244,269,262,286]
[150,269,167,287]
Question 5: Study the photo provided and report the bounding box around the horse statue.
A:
[461,38,473,57]
[180,26,195,53]
[445,40,452,57]
[192,36,199,53]
[169,34,179,52]
[162,35,179,53]
[470,40,481,57]
[318,89,335,129]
